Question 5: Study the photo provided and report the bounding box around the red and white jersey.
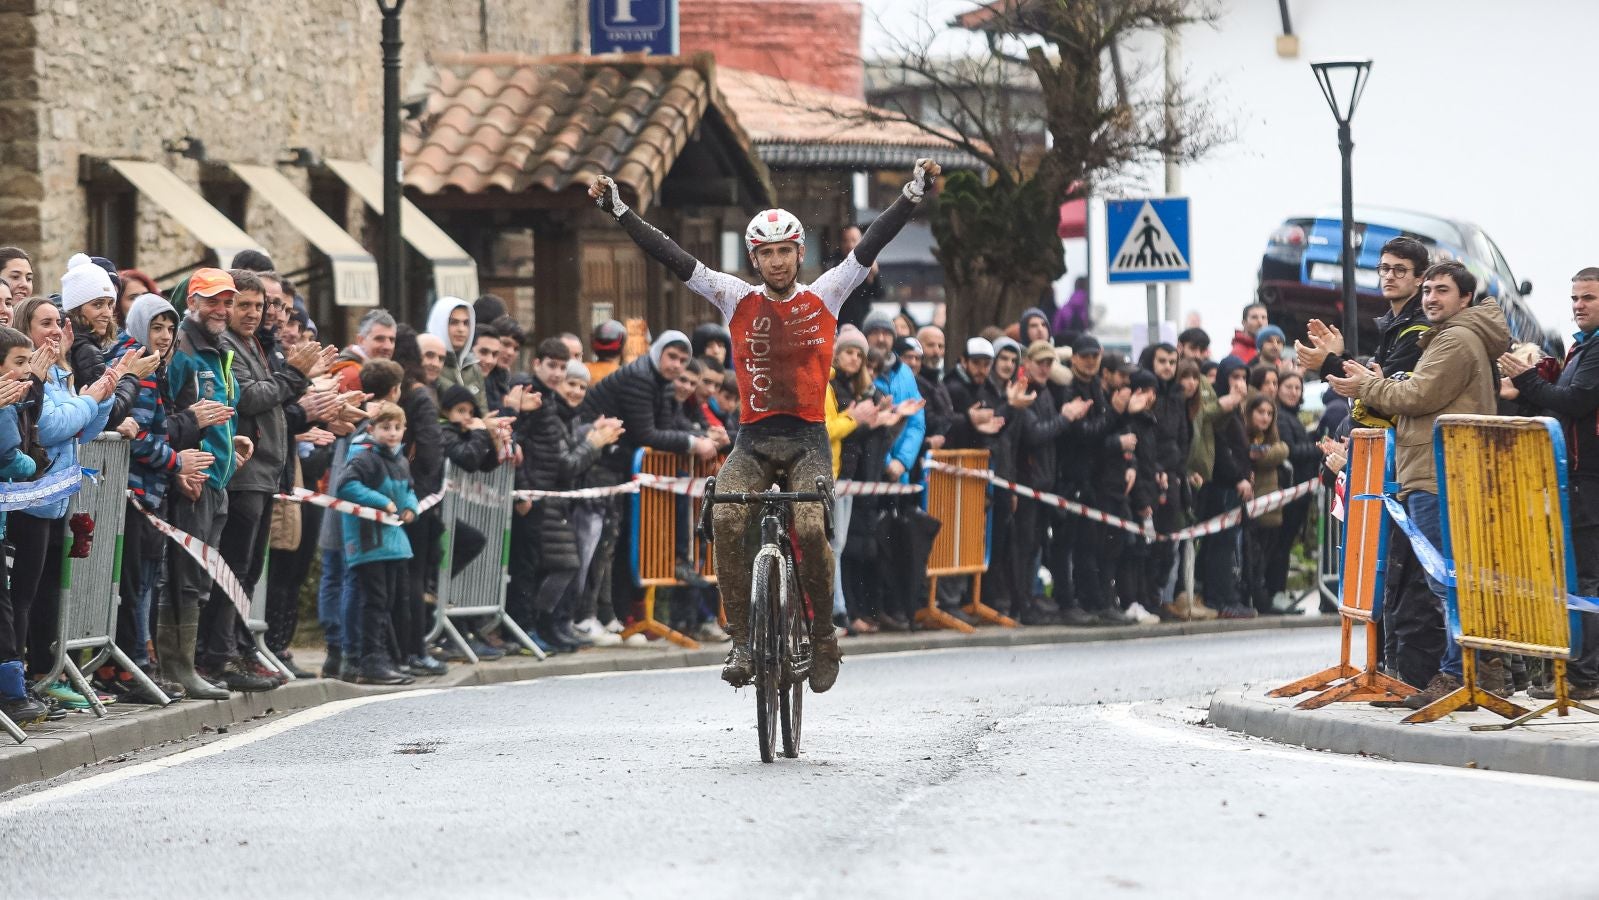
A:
[685,254,869,426]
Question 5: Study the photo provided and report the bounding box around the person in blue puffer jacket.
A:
[0,324,45,725]
[10,295,115,710]
[335,401,418,686]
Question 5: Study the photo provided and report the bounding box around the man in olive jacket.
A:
[1328,260,1510,707]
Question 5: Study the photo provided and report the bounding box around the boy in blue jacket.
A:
[336,401,418,685]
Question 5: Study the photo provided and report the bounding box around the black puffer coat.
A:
[580,355,696,473]
[400,383,446,498]
[516,380,603,572]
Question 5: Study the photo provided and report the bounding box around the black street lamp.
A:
[378,0,406,317]
[1311,59,1372,358]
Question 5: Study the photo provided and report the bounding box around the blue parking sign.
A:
[1106,198,1191,284]
[590,0,678,55]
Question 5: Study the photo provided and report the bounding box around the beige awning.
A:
[226,163,379,307]
[324,159,480,302]
[106,160,265,268]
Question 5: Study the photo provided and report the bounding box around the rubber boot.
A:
[162,607,229,701]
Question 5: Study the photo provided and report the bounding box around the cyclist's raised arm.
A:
[812,158,942,315]
[853,158,941,266]
[589,175,700,282]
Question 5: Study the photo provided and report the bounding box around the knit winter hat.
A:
[1256,324,1287,345]
[861,311,896,336]
[60,252,115,312]
[835,324,868,354]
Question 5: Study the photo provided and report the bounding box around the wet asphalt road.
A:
[3,630,1597,900]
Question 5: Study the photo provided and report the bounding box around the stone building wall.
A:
[0,0,582,306]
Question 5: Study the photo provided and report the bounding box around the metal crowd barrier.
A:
[623,449,721,649]
[1271,429,1414,707]
[918,449,1001,632]
[1407,415,1593,728]
[425,461,545,662]
[247,553,293,680]
[45,435,167,718]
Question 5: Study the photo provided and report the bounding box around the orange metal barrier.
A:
[919,449,1006,633]
[1269,429,1414,707]
[624,449,722,650]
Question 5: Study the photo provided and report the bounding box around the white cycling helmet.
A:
[745,208,805,254]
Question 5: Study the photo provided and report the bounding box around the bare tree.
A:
[846,0,1227,340]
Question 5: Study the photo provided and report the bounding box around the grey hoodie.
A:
[648,329,691,370]
[126,294,178,348]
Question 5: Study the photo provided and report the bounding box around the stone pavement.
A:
[1210,684,1599,782]
[0,615,1331,794]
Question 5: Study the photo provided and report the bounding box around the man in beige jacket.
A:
[1328,260,1510,709]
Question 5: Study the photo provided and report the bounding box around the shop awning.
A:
[225,163,379,307]
[324,159,480,302]
[105,160,264,268]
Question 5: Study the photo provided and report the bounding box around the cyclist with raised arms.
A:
[588,158,941,693]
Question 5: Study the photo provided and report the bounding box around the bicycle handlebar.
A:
[696,476,835,543]
[703,491,829,504]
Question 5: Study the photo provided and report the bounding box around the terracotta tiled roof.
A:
[950,0,1041,31]
[716,67,983,170]
[404,53,772,212]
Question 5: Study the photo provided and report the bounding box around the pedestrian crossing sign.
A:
[1106,197,1190,283]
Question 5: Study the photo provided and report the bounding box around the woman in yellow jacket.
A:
[825,325,879,633]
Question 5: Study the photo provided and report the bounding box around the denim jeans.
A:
[317,549,361,656]
[1405,492,1462,679]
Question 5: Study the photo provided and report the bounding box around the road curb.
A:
[1,615,1332,794]
[1207,688,1599,782]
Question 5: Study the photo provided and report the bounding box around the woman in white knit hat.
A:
[61,253,154,425]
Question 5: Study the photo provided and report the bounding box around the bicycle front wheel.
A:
[751,551,780,764]
[779,555,805,758]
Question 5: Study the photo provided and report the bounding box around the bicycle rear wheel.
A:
[751,551,780,763]
[779,556,805,758]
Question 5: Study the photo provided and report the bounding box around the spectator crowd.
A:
[21,227,1594,728]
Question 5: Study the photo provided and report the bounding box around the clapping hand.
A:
[190,399,234,428]
[27,345,57,381]
[1007,378,1037,409]
[0,378,28,410]
[177,447,214,474]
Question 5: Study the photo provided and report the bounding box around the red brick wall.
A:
[680,0,863,98]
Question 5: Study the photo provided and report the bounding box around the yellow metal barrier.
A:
[918,449,1006,633]
[1406,415,1594,728]
[1270,429,1415,707]
[622,448,703,650]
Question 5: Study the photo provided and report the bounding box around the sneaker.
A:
[1125,602,1160,625]
[572,618,607,639]
[809,636,842,693]
[245,655,288,686]
[1058,607,1096,627]
[38,680,91,710]
[623,633,649,647]
[1477,657,1514,697]
[674,561,712,589]
[604,619,624,634]
[1528,681,1599,701]
[1403,672,1472,711]
[1218,605,1258,619]
[696,621,732,643]
[218,658,277,693]
[586,629,623,647]
[874,612,910,633]
[1188,594,1221,619]
[468,638,505,662]
[1093,608,1130,626]
[721,645,754,687]
[0,694,50,725]
[356,658,414,686]
[405,655,448,677]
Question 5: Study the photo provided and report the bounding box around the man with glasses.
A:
[1296,236,1433,424]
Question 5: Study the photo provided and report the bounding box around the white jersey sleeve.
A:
[684,263,758,321]
[808,252,869,317]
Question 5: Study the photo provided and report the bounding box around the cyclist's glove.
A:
[593,175,630,219]
[902,158,935,203]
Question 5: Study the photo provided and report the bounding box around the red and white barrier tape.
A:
[921,459,1318,543]
[275,487,403,525]
[508,473,922,502]
[131,494,253,618]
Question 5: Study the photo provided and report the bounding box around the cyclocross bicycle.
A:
[698,476,833,763]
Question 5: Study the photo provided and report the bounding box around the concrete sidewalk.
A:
[1209,685,1599,782]
[1,615,1330,794]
